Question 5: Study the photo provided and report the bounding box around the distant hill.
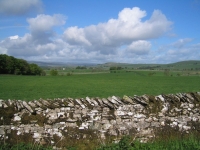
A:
[28,61,97,68]
[28,60,200,71]
[99,60,200,71]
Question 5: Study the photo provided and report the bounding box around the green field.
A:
[0,71,200,101]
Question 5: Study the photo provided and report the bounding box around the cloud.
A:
[27,14,66,32]
[63,7,172,55]
[0,0,43,16]
[0,14,66,57]
[4,7,200,64]
[27,14,66,44]
[172,38,193,48]
[0,43,7,54]
[126,40,151,55]
[153,38,200,63]
[9,35,19,40]
[63,26,91,46]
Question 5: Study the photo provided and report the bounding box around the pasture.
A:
[0,71,200,101]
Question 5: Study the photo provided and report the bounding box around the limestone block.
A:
[13,116,21,121]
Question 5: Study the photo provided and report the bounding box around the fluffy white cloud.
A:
[9,35,19,40]
[2,7,199,64]
[0,13,67,58]
[27,14,66,32]
[27,14,67,44]
[126,40,151,55]
[0,0,42,16]
[63,7,172,55]
[63,26,91,46]
[0,44,7,54]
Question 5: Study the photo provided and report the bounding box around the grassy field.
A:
[0,71,200,101]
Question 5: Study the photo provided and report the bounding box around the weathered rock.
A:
[13,115,21,121]
[22,101,34,113]
[0,127,5,135]
[102,98,114,108]
[0,92,200,148]
[75,99,86,108]
[133,95,148,105]
[122,95,135,104]
[155,95,165,102]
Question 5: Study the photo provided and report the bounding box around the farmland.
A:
[0,70,200,100]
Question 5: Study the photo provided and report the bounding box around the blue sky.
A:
[0,0,200,64]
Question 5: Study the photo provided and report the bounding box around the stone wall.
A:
[0,92,200,148]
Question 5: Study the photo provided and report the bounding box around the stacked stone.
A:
[0,92,200,146]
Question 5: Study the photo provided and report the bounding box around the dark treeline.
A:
[0,54,45,75]
[76,66,87,69]
[110,66,123,70]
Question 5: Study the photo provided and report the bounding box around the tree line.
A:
[110,66,123,70]
[0,54,45,75]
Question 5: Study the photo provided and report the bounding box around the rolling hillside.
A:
[29,60,200,71]
[99,60,200,70]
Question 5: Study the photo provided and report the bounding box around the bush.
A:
[67,72,72,76]
[50,69,58,76]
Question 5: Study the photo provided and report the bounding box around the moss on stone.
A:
[21,113,47,126]
[0,106,17,125]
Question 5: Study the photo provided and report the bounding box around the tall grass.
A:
[1,134,199,150]
[98,135,200,150]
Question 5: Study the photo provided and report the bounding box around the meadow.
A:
[0,70,200,101]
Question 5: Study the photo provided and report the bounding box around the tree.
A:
[76,66,86,69]
[0,54,7,74]
[0,54,43,75]
[110,67,117,70]
[50,69,58,76]
[29,64,42,75]
[164,69,170,76]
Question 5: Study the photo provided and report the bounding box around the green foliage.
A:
[110,66,123,70]
[50,69,58,76]
[0,54,43,75]
[1,134,200,150]
[164,69,170,76]
[98,135,200,150]
[29,63,43,75]
[76,66,87,69]
[66,72,73,76]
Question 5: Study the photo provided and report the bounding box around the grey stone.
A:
[107,97,119,105]
[0,92,200,147]
[13,116,21,121]
[34,100,43,107]
[90,98,99,106]
[0,128,5,135]
[122,95,135,104]
[102,98,114,108]
[151,122,160,127]
[112,96,124,105]
[156,95,165,102]
[28,101,36,108]
[85,97,93,105]
[75,99,86,108]
[133,95,148,105]
[22,101,33,113]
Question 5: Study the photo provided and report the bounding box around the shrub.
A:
[67,72,73,76]
[50,69,58,76]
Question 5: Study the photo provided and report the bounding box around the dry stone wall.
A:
[0,92,200,147]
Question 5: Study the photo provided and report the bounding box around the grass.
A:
[2,134,199,150]
[98,134,200,150]
[0,71,200,100]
